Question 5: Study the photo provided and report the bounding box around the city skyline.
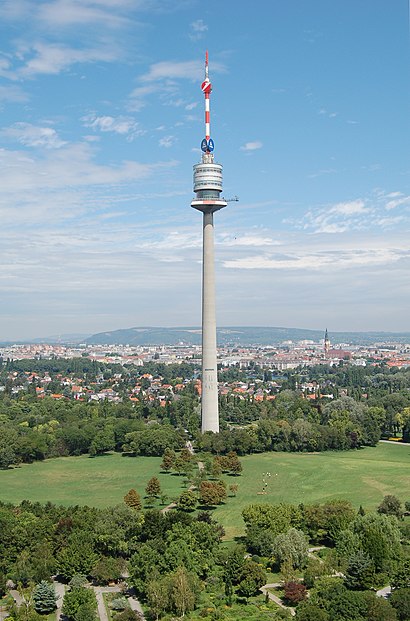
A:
[1,1,410,340]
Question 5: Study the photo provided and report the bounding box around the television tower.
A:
[191,52,227,433]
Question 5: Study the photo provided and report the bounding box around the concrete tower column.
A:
[201,209,219,433]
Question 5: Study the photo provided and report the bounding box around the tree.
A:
[177,491,197,512]
[273,528,309,569]
[124,489,142,511]
[110,597,129,611]
[246,525,276,556]
[173,449,193,477]
[147,577,169,621]
[145,477,161,499]
[335,529,361,568]
[237,559,266,598]
[296,603,329,621]
[225,545,246,585]
[302,500,356,544]
[169,566,199,617]
[377,495,403,520]
[0,441,16,469]
[390,588,410,621]
[344,550,375,590]
[199,480,226,506]
[62,587,97,621]
[33,581,57,614]
[91,557,126,584]
[308,580,366,621]
[391,558,410,589]
[361,591,397,621]
[160,448,176,472]
[129,544,163,596]
[56,534,99,581]
[89,427,115,457]
[229,484,238,496]
[242,503,301,539]
[283,581,307,604]
[352,512,402,572]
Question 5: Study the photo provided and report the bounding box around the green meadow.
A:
[214,442,410,539]
[0,453,184,508]
[0,443,409,539]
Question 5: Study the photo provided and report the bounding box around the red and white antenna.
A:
[200,51,214,153]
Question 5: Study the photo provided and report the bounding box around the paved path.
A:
[94,587,110,621]
[127,594,145,619]
[8,591,23,607]
[260,583,295,617]
[94,585,145,621]
[376,586,392,599]
[54,581,65,620]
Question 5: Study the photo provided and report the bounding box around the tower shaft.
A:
[201,210,219,433]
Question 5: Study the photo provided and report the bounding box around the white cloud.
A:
[142,60,203,82]
[0,85,28,102]
[81,114,144,140]
[159,135,176,148]
[224,248,407,271]
[318,108,338,118]
[141,58,226,83]
[189,19,208,41]
[330,200,367,216]
[0,143,177,210]
[0,0,134,28]
[37,0,131,29]
[128,84,160,111]
[18,42,120,76]
[300,199,371,234]
[385,195,410,210]
[240,141,263,152]
[1,122,66,149]
[221,234,280,247]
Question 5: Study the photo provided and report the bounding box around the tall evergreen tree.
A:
[33,581,57,614]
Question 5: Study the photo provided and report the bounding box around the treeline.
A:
[202,394,388,454]
[1,389,410,468]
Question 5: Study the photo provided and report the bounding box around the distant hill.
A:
[85,326,410,347]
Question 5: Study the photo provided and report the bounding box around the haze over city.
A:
[1,0,409,341]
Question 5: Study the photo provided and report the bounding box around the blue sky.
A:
[0,0,409,340]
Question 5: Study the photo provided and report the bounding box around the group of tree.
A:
[0,496,266,620]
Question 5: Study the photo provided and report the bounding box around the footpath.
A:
[8,580,145,621]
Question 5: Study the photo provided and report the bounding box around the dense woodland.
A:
[1,494,410,620]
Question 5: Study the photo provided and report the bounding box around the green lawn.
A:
[0,453,186,508]
[213,442,410,539]
[0,443,409,541]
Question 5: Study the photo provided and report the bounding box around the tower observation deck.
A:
[191,52,227,434]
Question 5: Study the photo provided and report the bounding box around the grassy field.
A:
[0,453,186,508]
[0,443,409,540]
[213,442,410,539]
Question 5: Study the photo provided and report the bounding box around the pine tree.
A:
[33,580,57,614]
